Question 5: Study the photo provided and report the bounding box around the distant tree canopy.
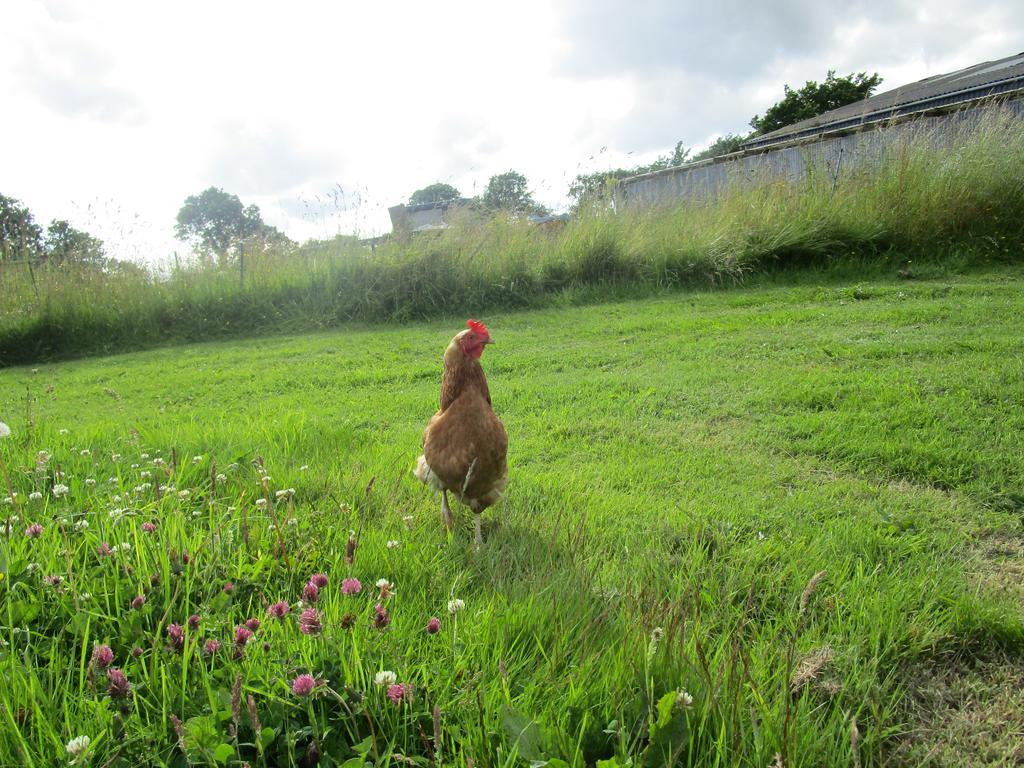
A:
[750,70,883,135]
[568,141,691,211]
[482,171,548,215]
[408,183,461,206]
[0,193,44,261]
[175,187,291,262]
[44,220,105,265]
[690,133,746,162]
[1,193,114,267]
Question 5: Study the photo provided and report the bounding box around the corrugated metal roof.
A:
[742,52,1024,150]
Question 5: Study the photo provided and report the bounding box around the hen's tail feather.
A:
[414,455,444,491]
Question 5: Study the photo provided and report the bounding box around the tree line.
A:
[407,169,550,216]
[1,69,881,266]
[0,194,108,266]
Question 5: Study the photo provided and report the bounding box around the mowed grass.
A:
[1,267,1023,767]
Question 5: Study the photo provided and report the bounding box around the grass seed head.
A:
[799,571,827,614]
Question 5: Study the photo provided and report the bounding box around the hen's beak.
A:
[483,337,494,345]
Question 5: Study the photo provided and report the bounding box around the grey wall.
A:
[618,99,1024,209]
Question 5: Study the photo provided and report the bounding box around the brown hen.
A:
[414,319,508,545]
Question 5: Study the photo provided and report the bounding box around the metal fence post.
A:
[20,231,40,302]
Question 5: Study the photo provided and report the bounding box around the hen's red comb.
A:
[467,319,489,337]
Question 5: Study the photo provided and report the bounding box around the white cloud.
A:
[0,0,1021,263]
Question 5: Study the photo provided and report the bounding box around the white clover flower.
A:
[192,455,202,463]
[386,540,399,549]
[58,428,69,436]
[177,490,190,500]
[373,670,397,687]
[108,509,124,523]
[158,484,172,493]
[376,578,392,589]
[111,495,121,503]
[675,690,694,710]
[0,421,10,439]
[52,484,70,497]
[84,478,96,487]
[140,470,151,479]
[111,453,122,461]
[227,463,239,471]
[447,598,465,614]
[255,498,268,508]
[133,484,149,493]
[299,465,309,471]
[65,734,90,758]
[152,458,165,466]
[130,463,140,469]
[80,592,91,601]
[140,453,150,459]
[192,510,202,517]
[29,491,43,501]
[74,519,89,531]
[36,450,50,464]
[215,473,226,483]
[118,542,131,553]
[287,518,297,526]
[2,497,12,507]
[79,449,91,457]
[108,477,118,484]
[26,562,40,572]
[402,515,414,528]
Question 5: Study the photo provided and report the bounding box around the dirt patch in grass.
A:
[973,530,1024,606]
[896,529,1024,766]
[895,651,1024,767]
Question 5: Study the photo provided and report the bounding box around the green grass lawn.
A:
[1,267,1022,767]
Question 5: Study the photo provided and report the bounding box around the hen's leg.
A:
[441,490,454,532]
[474,513,483,549]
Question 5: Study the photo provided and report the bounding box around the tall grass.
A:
[3,108,1024,366]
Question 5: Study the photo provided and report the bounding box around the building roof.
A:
[400,198,472,214]
[742,51,1024,151]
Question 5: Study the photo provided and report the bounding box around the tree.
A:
[409,183,461,206]
[44,220,106,265]
[690,134,747,162]
[174,187,280,262]
[750,70,883,135]
[568,141,692,212]
[482,171,547,215]
[646,141,691,172]
[568,169,636,212]
[0,193,43,261]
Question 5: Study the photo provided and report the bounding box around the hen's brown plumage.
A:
[415,324,507,542]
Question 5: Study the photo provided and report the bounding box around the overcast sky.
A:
[1,0,1022,263]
